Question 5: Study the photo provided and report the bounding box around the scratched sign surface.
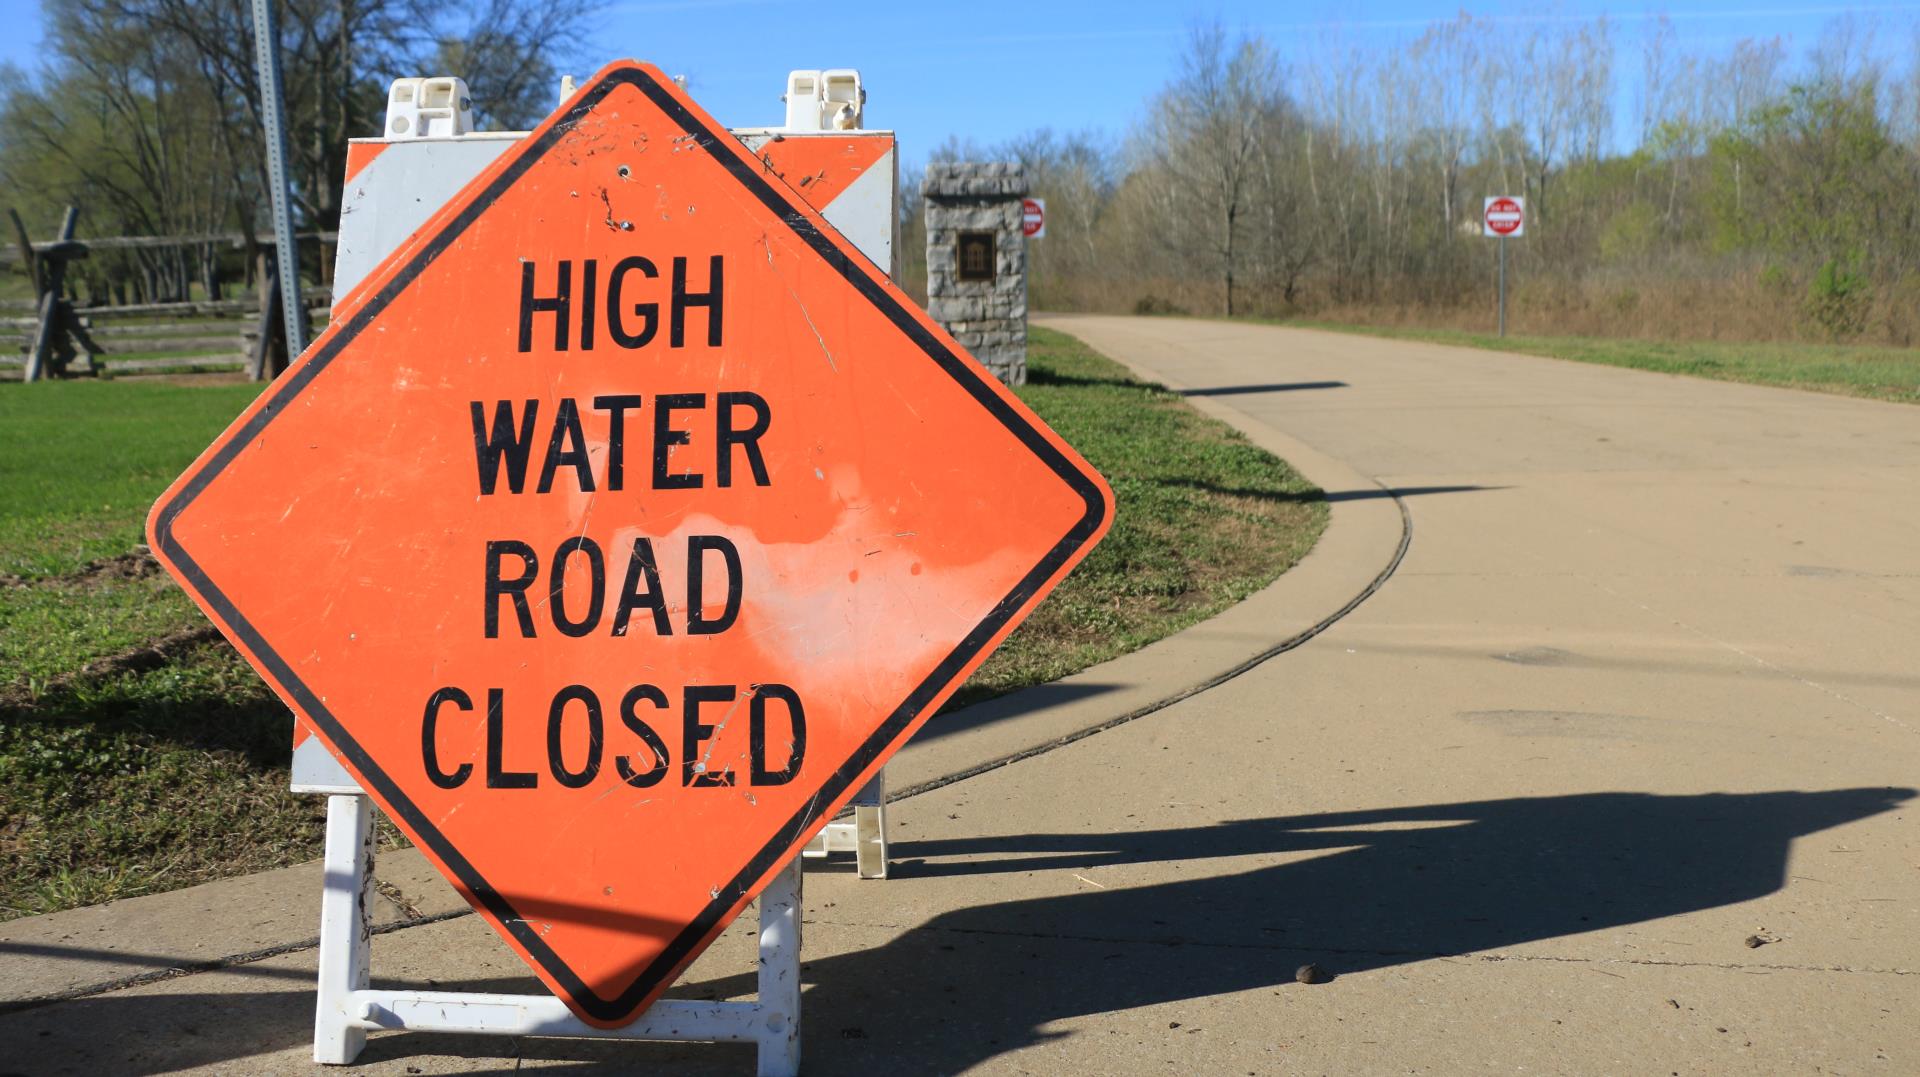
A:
[146,61,1112,1027]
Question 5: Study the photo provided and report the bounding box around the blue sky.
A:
[1,0,1914,164]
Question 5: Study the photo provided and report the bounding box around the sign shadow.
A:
[688,786,1912,1072]
[5,788,1904,1073]
[1178,381,1349,397]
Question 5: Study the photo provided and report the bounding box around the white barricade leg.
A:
[756,856,803,1077]
[314,793,375,1064]
[852,771,889,880]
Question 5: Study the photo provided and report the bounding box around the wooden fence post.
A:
[25,207,81,383]
[248,251,296,381]
[7,208,40,302]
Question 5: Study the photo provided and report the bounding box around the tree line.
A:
[0,0,591,305]
[905,16,1920,345]
[7,6,1918,343]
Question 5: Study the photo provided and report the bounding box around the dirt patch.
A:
[1,547,163,590]
[0,621,225,709]
[0,815,27,857]
[71,548,164,585]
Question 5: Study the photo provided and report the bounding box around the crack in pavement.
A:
[0,908,472,1016]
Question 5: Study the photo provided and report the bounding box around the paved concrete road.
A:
[6,317,1916,1074]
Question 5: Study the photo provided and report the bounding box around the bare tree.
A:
[28,0,597,237]
[1139,24,1284,316]
[1408,15,1481,240]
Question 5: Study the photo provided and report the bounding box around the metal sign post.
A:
[249,0,307,359]
[1482,196,1525,338]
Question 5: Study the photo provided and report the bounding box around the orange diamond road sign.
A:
[147,60,1111,1028]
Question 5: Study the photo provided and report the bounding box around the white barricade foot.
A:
[801,769,890,879]
[311,795,807,1073]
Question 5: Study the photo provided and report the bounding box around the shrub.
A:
[1804,255,1870,340]
[1133,295,1190,316]
[1598,204,1660,263]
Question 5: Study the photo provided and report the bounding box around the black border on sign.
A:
[151,66,1106,1025]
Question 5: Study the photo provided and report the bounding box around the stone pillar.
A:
[923,162,1028,386]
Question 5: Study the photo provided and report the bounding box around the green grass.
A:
[0,379,264,576]
[1281,321,1920,405]
[0,327,1326,918]
[0,574,206,689]
[0,643,329,917]
[0,275,34,302]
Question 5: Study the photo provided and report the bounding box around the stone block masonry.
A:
[924,162,1028,386]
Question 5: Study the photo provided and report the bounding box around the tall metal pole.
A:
[1497,233,1507,338]
[251,0,308,357]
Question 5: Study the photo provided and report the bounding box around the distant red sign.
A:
[1484,196,1525,237]
[1022,197,1046,239]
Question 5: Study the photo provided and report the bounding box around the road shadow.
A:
[704,787,1911,1072]
[1021,367,1348,399]
[1022,367,1158,392]
[1179,380,1349,397]
[919,681,1122,742]
[1322,484,1498,502]
[1155,478,1501,504]
[4,788,1904,1073]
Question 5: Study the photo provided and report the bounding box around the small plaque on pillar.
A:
[956,231,996,282]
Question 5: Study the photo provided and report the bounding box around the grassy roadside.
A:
[1275,321,1920,405]
[0,326,1327,919]
[0,380,266,578]
[953,327,1326,706]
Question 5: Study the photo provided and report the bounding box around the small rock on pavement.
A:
[1295,963,1331,985]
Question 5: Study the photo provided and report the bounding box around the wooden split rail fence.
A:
[5,206,336,383]
[1,290,331,382]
